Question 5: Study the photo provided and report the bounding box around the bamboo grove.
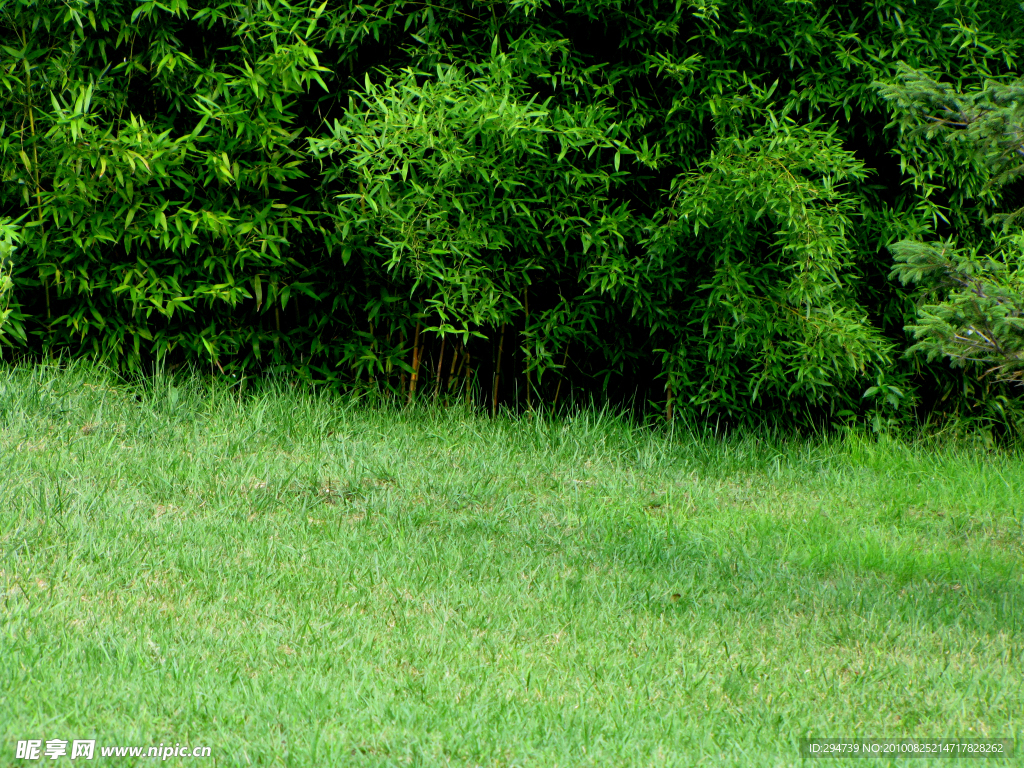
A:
[0,0,1022,425]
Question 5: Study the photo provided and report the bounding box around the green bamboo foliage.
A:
[0,0,1021,424]
[309,46,634,369]
[643,117,893,409]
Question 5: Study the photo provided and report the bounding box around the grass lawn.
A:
[0,363,1022,767]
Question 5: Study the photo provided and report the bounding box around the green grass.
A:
[1,362,1022,767]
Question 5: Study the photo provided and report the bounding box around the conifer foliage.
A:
[880,65,1024,387]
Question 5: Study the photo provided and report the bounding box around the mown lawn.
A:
[1,363,1021,767]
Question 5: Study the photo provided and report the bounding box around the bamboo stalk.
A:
[552,345,570,414]
[524,289,532,411]
[397,330,406,396]
[384,326,392,389]
[492,322,506,416]
[24,47,43,224]
[433,333,446,402]
[407,321,422,405]
[369,321,378,390]
[463,351,472,406]
[666,380,674,422]
[451,343,466,402]
[23,43,47,320]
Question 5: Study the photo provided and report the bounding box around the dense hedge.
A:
[1,0,1021,424]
